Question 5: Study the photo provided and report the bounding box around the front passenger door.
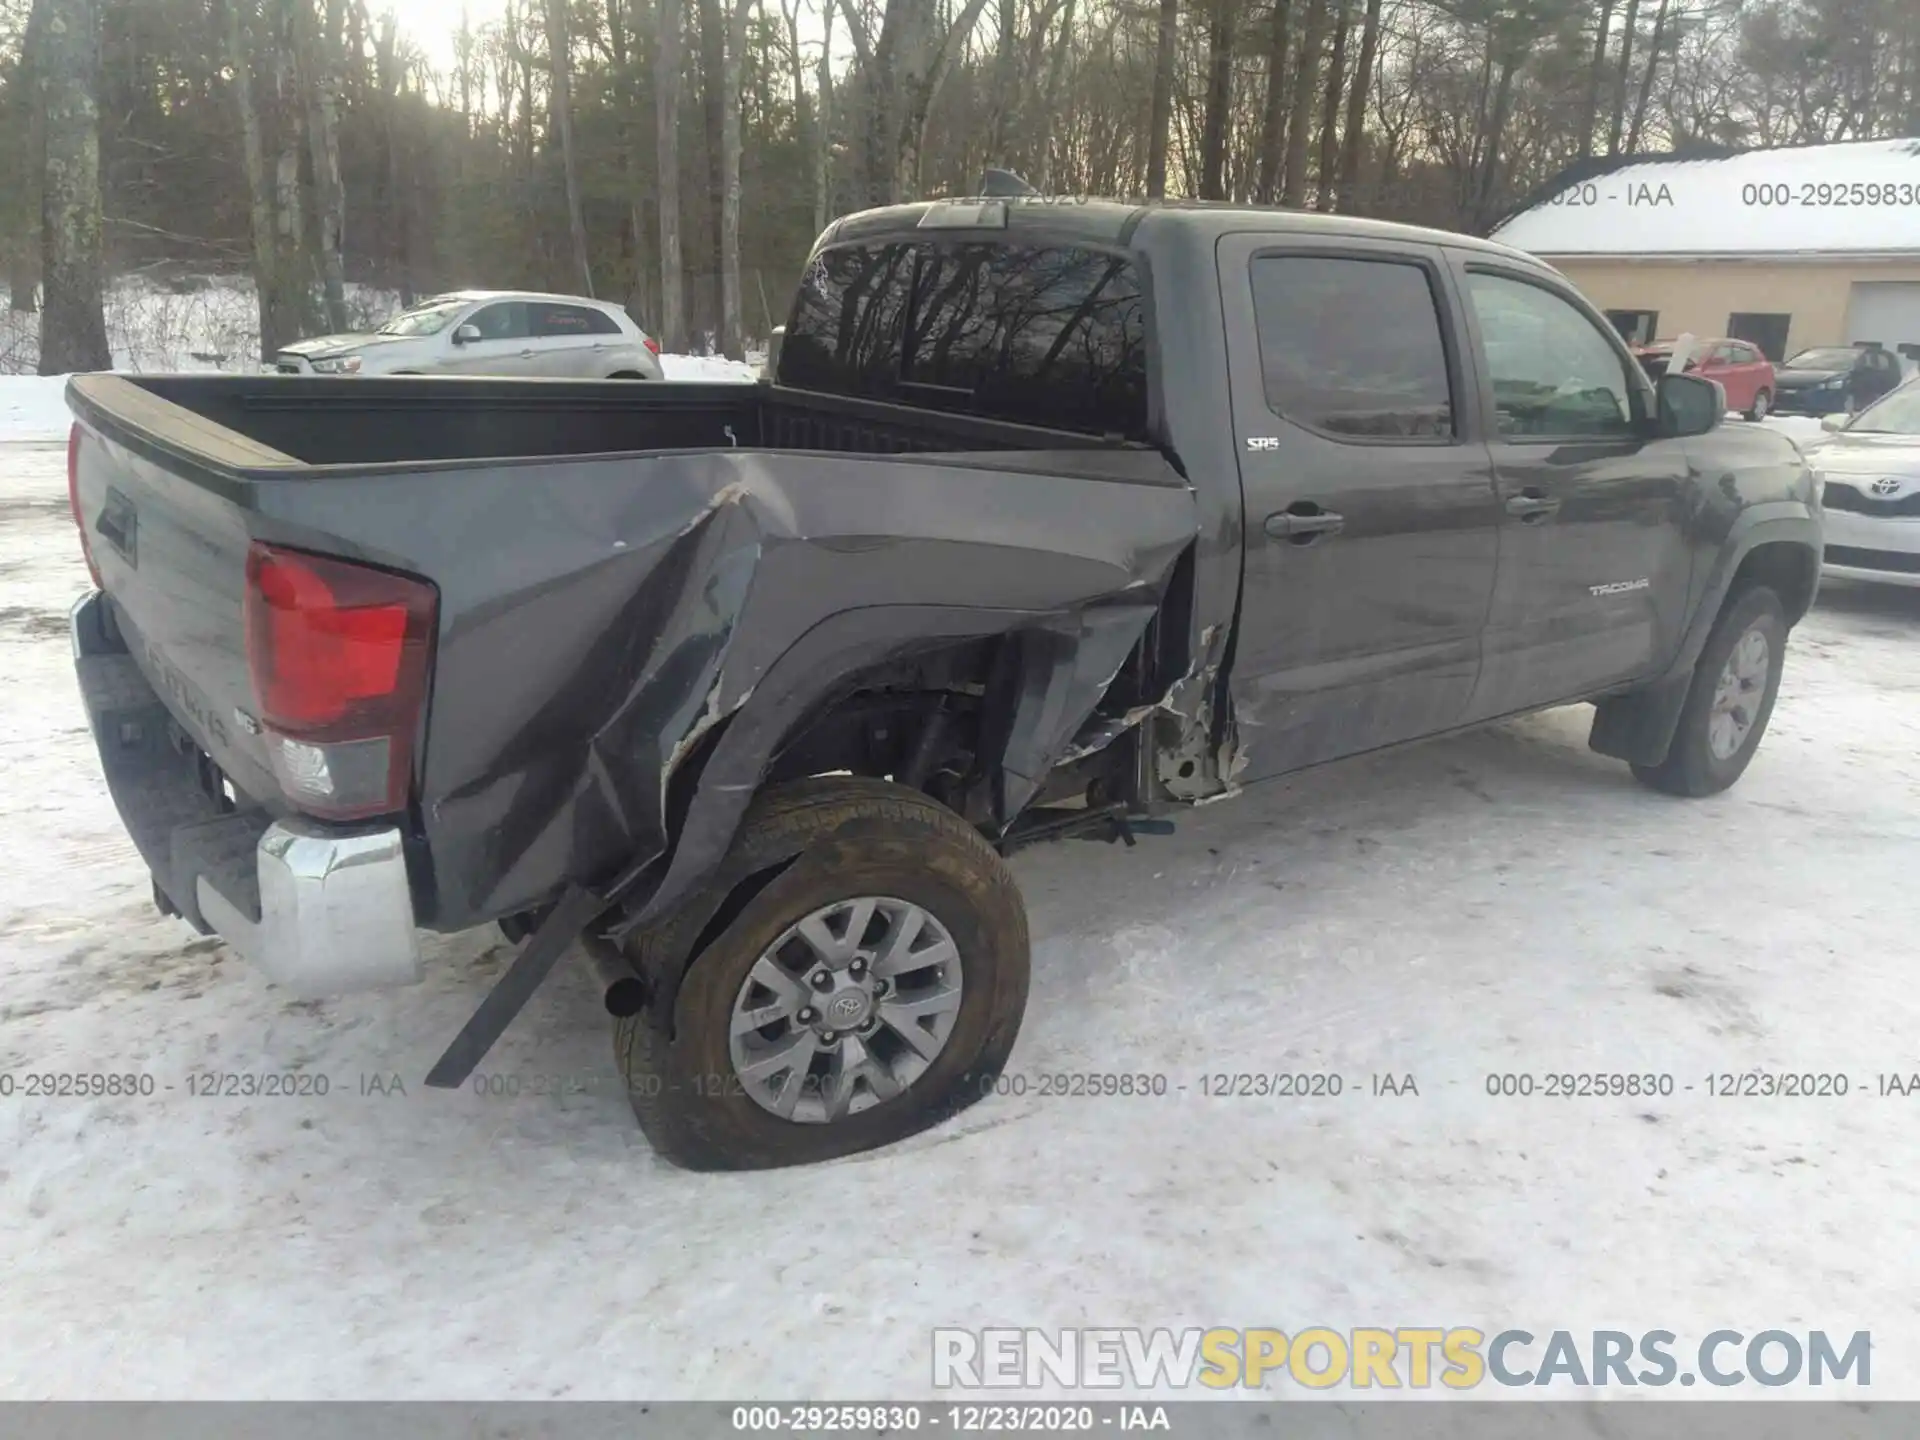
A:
[443,301,537,376]
[1459,266,1694,722]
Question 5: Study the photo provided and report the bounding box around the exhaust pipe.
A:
[581,935,648,1018]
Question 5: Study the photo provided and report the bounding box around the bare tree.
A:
[718,0,753,357]
[1279,0,1326,205]
[1313,0,1349,208]
[1255,0,1294,201]
[298,0,349,331]
[34,0,109,371]
[1146,0,1180,197]
[1578,0,1616,156]
[655,0,685,348]
[544,0,592,293]
[1197,0,1234,198]
[1335,0,1381,200]
[1607,0,1643,153]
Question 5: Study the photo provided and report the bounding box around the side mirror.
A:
[452,323,481,346]
[1821,412,1850,433]
[1656,372,1722,438]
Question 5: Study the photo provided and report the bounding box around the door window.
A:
[1466,271,1637,440]
[465,302,530,341]
[531,303,620,338]
[1248,254,1455,439]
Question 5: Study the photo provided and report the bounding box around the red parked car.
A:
[1632,338,1777,421]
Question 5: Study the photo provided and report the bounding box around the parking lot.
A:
[2,419,1917,1399]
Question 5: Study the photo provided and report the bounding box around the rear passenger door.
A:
[1219,235,1502,780]
[527,301,618,376]
[1455,263,1694,722]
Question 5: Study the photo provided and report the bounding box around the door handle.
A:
[518,348,536,358]
[1505,490,1560,522]
[1264,507,1345,544]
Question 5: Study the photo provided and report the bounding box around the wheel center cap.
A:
[823,988,872,1029]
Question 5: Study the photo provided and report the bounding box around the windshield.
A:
[376,301,468,337]
[1784,348,1857,370]
[1845,381,1920,435]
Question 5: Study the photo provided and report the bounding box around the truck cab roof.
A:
[822,196,1551,270]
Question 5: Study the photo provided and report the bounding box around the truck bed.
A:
[106,373,1128,469]
[65,370,1194,934]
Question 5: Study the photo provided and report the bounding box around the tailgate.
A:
[67,375,304,805]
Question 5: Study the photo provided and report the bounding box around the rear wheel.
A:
[614,777,1030,1170]
[1631,585,1786,797]
[1746,389,1770,422]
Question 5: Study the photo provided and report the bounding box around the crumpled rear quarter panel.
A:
[330,445,1201,929]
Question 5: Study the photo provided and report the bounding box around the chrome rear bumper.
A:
[195,820,422,997]
[71,591,422,998]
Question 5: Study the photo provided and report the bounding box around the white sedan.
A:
[273,291,667,380]
[1804,379,1920,587]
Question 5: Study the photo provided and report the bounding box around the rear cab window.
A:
[779,240,1150,440]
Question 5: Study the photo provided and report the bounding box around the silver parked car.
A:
[1804,377,1920,587]
[274,291,667,380]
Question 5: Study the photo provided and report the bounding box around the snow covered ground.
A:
[3,387,1918,1401]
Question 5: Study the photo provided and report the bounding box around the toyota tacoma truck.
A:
[64,198,1822,1170]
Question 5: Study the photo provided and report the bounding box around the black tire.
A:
[1631,585,1787,797]
[1746,389,1771,422]
[614,776,1030,1171]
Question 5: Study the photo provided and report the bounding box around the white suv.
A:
[274,291,667,380]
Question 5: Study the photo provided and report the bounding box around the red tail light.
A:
[244,542,437,821]
[643,337,661,356]
[68,423,103,589]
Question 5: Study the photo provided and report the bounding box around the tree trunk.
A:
[35,0,110,373]
[1473,52,1517,231]
[655,0,686,349]
[699,0,725,342]
[223,0,285,362]
[891,0,994,202]
[270,0,314,344]
[1313,0,1348,210]
[9,1,43,314]
[1606,0,1642,156]
[815,0,833,232]
[1145,0,1179,197]
[1255,0,1293,202]
[718,0,752,358]
[985,0,1018,160]
[1335,0,1379,204]
[1031,0,1079,189]
[299,0,349,331]
[376,11,411,303]
[544,0,593,295]
[605,0,650,319]
[1197,0,1234,199]
[1279,0,1326,206]
[1578,0,1616,159]
[1624,0,1670,154]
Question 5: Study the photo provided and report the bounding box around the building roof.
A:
[1490,138,1920,258]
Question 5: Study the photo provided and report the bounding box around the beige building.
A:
[1490,138,1920,374]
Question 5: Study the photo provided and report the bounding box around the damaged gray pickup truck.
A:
[65,197,1821,1169]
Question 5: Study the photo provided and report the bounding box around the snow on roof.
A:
[1490,138,1920,257]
